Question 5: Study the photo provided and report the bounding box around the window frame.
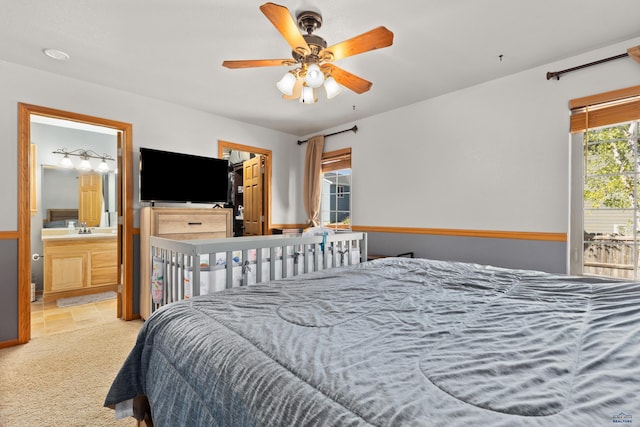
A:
[569,85,640,278]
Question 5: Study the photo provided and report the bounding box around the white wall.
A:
[0,59,304,230]
[2,36,640,236]
[310,36,640,235]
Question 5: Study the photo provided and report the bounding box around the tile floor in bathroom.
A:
[30,296,118,338]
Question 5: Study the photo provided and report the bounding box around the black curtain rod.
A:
[297,125,358,145]
[546,52,629,80]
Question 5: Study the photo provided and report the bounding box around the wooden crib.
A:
[146,231,367,315]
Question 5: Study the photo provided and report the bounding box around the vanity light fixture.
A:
[52,148,115,173]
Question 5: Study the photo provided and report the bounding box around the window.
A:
[569,86,640,279]
[320,148,351,230]
[582,122,640,279]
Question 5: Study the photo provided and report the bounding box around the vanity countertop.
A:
[42,228,117,241]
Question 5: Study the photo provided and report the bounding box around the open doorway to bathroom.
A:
[17,103,134,344]
[31,117,118,336]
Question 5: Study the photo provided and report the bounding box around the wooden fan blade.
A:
[282,78,303,100]
[628,45,640,64]
[321,26,393,62]
[323,64,372,94]
[260,2,310,55]
[222,59,295,69]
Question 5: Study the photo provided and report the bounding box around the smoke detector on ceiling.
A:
[43,48,70,61]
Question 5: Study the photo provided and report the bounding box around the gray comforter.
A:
[105,258,640,426]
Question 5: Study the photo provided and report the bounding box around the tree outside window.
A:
[583,121,640,278]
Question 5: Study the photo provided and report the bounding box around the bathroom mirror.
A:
[41,166,117,228]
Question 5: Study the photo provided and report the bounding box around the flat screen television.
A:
[139,147,229,204]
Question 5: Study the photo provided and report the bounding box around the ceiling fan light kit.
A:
[299,85,317,104]
[323,76,342,99]
[304,63,325,88]
[222,2,393,105]
[276,71,297,96]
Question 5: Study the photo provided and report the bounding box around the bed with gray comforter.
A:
[105,257,640,426]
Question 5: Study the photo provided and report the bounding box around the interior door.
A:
[243,155,263,236]
[78,172,102,227]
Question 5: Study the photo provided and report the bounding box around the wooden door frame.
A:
[218,140,272,235]
[17,103,135,344]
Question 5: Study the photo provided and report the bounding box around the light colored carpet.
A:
[56,291,118,308]
[0,318,143,426]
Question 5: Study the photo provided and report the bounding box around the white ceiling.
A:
[3,1,640,136]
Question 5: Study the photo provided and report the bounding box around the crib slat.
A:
[256,248,263,283]
[345,240,352,265]
[226,251,233,289]
[282,246,288,279]
[241,249,249,286]
[270,247,277,281]
[193,253,200,297]
[314,243,320,272]
[293,245,305,276]
[323,243,329,270]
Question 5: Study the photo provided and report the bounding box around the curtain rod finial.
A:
[546,71,559,80]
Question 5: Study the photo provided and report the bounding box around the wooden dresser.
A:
[139,207,232,319]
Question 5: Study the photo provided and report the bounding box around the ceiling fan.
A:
[222,2,394,103]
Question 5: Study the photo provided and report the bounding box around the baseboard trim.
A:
[0,338,20,349]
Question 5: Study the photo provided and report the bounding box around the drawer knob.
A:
[188,222,203,226]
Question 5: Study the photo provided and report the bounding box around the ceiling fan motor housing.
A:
[293,34,327,63]
[297,10,322,34]
[292,11,327,63]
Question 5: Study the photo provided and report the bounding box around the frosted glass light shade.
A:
[97,159,110,173]
[299,85,316,104]
[59,155,74,169]
[323,76,342,99]
[276,72,296,96]
[78,158,92,171]
[304,63,325,88]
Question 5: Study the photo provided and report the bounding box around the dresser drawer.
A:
[156,213,228,237]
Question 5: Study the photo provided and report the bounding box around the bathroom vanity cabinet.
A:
[42,233,118,302]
